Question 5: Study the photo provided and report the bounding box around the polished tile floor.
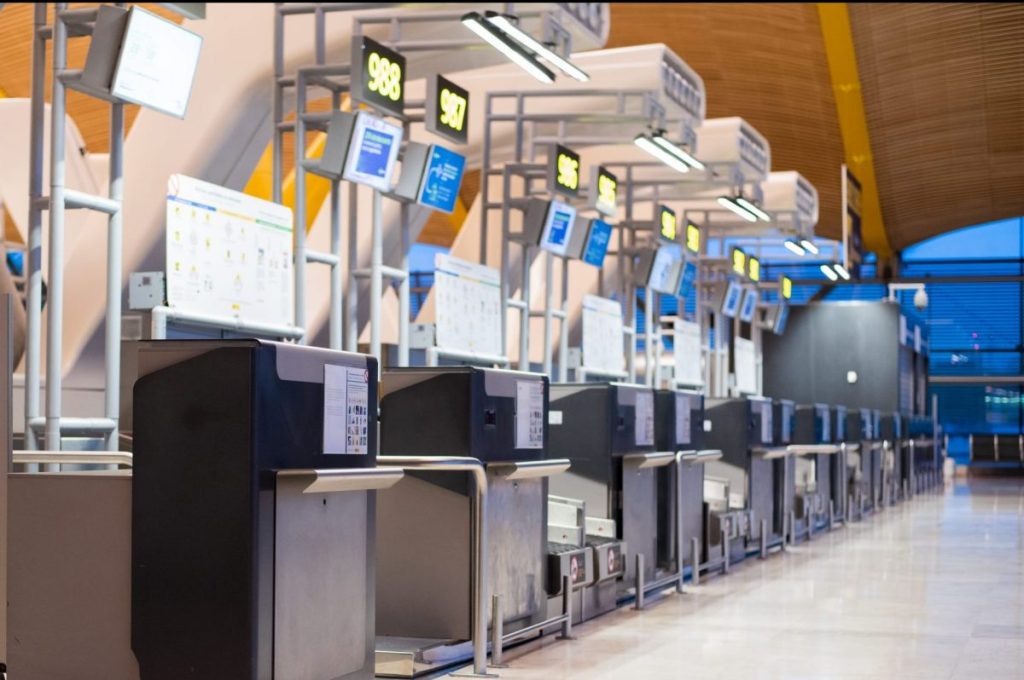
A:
[476,478,1024,680]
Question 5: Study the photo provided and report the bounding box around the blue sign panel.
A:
[418,145,466,214]
[676,260,697,298]
[582,219,612,267]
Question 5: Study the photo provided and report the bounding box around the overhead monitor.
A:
[581,218,613,267]
[548,144,581,198]
[739,288,759,323]
[676,259,697,299]
[721,279,743,318]
[110,6,202,118]
[647,244,683,295]
[342,112,404,192]
[659,205,678,243]
[731,247,746,278]
[352,35,405,117]
[685,221,701,254]
[425,74,469,145]
[781,275,793,301]
[539,200,578,257]
[589,166,618,217]
[748,255,761,282]
[417,145,466,214]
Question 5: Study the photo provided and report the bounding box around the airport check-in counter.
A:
[846,408,881,518]
[773,399,797,542]
[831,404,851,521]
[703,396,779,563]
[375,366,570,676]
[879,412,906,503]
[654,389,721,580]
[792,404,842,537]
[132,340,398,680]
[548,382,663,619]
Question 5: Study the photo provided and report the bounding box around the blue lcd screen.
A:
[775,304,790,335]
[582,219,612,267]
[355,127,397,179]
[722,281,742,318]
[418,145,466,214]
[546,208,573,249]
[676,260,697,298]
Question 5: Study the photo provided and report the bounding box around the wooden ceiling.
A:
[849,3,1024,251]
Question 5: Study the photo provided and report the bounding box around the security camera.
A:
[913,288,928,311]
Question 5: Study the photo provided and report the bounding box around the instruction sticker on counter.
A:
[516,380,545,449]
[635,390,655,447]
[323,363,370,455]
[676,394,692,445]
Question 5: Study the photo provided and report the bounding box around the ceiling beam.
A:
[817,3,892,258]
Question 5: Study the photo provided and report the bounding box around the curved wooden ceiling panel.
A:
[607,3,846,239]
[849,3,1024,250]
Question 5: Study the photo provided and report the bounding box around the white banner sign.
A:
[734,337,758,395]
[165,174,294,327]
[581,294,624,375]
[673,320,703,387]
[434,254,502,357]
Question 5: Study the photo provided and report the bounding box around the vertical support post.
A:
[633,553,645,610]
[471,468,488,676]
[518,244,531,372]
[345,183,359,353]
[759,518,768,559]
[329,178,342,350]
[542,251,554,377]
[722,517,731,574]
[25,2,47,450]
[293,72,308,341]
[272,5,284,204]
[691,536,700,585]
[644,287,654,386]
[1,293,12,662]
[829,499,835,531]
[490,594,503,667]
[45,3,69,454]
[104,99,125,451]
[675,458,685,594]
[398,203,411,366]
[848,493,855,522]
[558,261,569,382]
[370,190,383,363]
[558,575,574,640]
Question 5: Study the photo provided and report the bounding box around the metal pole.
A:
[25,2,47,450]
[345,182,359,352]
[557,575,574,640]
[634,553,645,610]
[45,3,69,454]
[398,203,410,366]
[105,98,124,450]
[691,536,700,585]
[490,594,503,667]
[519,244,531,372]
[293,73,308,341]
[644,288,654,386]
[329,179,342,349]
[370,190,383,362]
[558,260,569,382]
[542,251,554,377]
[759,518,768,559]
[722,518,730,574]
[272,5,284,204]
[829,499,835,531]
[1,293,10,662]
[675,457,685,594]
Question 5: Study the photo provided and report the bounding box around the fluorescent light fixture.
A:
[461,12,555,84]
[783,239,805,256]
[820,263,839,281]
[485,13,590,82]
[651,133,705,170]
[634,134,691,174]
[833,263,851,280]
[799,239,819,254]
[735,197,771,222]
[717,196,757,222]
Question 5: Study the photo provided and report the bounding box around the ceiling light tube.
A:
[783,239,806,256]
[799,239,819,254]
[651,134,706,170]
[634,134,690,174]
[735,197,771,222]
[833,263,851,280]
[716,196,758,222]
[486,13,590,82]
[820,263,839,281]
[462,12,555,84]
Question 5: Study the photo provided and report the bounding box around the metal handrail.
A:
[752,446,791,460]
[12,449,133,468]
[787,444,841,456]
[489,458,571,480]
[426,346,510,368]
[376,456,489,677]
[624,451,677,469]
[277,467,404,494]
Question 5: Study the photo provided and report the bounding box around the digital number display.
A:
[550,144,580,197]
[685,222,701,254]
[781,275,793,300]
[353,36,405,117]
[731,247,746,277]
[590,166,618,217]
[748,255,761,282]
[426,74,469,145]
[659,205,677,242]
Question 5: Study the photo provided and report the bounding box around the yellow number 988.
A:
[367,52,402,102]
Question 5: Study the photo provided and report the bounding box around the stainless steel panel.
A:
[621,465,658,583]
[274,476,370,680]
[485,473,546,629]
[679,463,704,564]
[749,456,773,540]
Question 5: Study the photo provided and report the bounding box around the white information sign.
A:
[165,174,294,327]
[635,389,655,447]
[673,320,703,387]
[581,295,624,375]
[111,6,202,118]
[322,363,370,455]
[515,380,545,449]
[734,337,757,396]
[676,394,692,445]
[434,254,502,357]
